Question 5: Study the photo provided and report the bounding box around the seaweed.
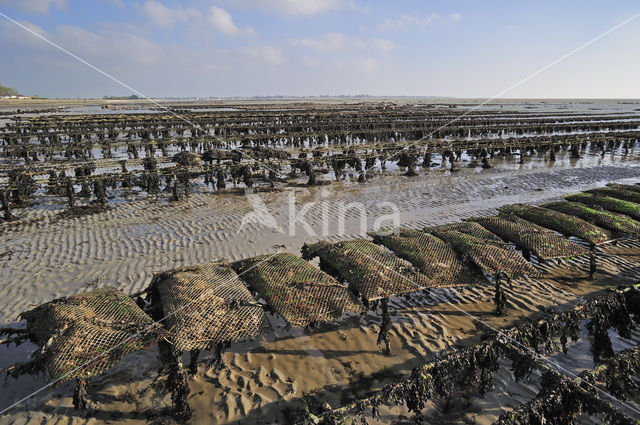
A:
[0,188,15,221]
[377,298,392,355]
[302,285,640,425]
[158,340,192,420]
[495,368,638,425]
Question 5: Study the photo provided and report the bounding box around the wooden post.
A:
[494,273,507,316]
[188,349,200,375]
[589,243,597,280]
[73,378,89,410]
[208,342,226,373]
[158,340,192,419]
[377,298,391,355]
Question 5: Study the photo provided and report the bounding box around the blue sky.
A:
[0,0,639,98]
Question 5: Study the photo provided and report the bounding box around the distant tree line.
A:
[103,94,140,100]
[0,83,19,96]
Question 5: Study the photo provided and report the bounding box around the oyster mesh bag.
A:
[543,201,640,236]
[472,214,588,260]
[301,239,430,302]
[149,262,270,351]
[20,287,162,381]
[368,228,485,286]
[587,186,640,205]
[565,193,640,222]
[499,203,612,245]
[607,183,640,194]
[429,222,507,246]
[426,227,540,278]
[231,252,365,327]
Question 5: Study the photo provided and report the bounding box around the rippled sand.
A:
[1,148,640,424]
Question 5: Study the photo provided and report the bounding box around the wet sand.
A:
[1,149,640,424]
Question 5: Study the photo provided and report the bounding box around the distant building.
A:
[0,95,31,99]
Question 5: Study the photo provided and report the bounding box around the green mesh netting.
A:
[426,227,540,278]
[542,201,640,236]
[301,239,430,302]
[565,193,640,222]
[587,186,640,204]
[606,183,640,194]
[429,221,507,246]
[149,262,270,352]
[231,252,365,327]
[368,228,485,287]
[499,203,612,245]
[20,287,162,382]
[472,214,588,260]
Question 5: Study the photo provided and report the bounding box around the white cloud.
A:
[0,19,49,51]
[371,38,396,54]
[1,17,297,97]
[232,0,353,16]
[379,12,440,31]
[449,13,462,22]
[3,6,640,99]
[291,33,395,54]
[56,24,166,66]
[139,2,253,37]
[302,56,316,68]
[263,46,285,65]
[328,56,378,73]
[357,57,377,72]
[242,45,285,65]
[292,32,346,51]
[349,57,379,72]
[16,20,47,38]
[0,0,67,14]
[139,0,201,28]
[209,5,254,36]
[99,0,125,9]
